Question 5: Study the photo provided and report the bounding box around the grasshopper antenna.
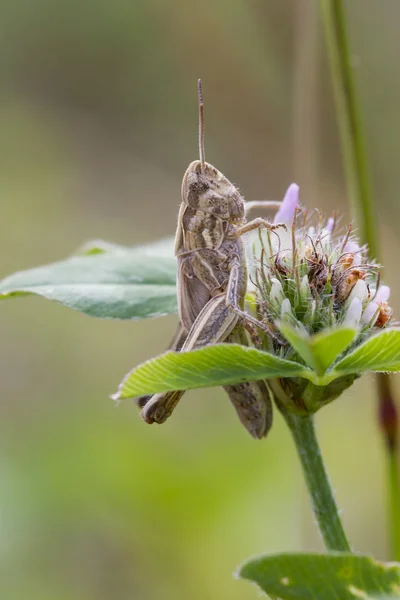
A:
[197,79,206,171]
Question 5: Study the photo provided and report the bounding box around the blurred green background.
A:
[1,1,400,598]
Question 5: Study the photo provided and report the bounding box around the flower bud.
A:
[344,240,362,266]
[300,274,311,302]
[280,298,293,320]
[376,302,392,328]
[375,285,390,303]
[270,278,285,305]
[343,297,363,327]
[347,279,368,306]
[361,301,380,326]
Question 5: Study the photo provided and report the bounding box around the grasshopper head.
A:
[181,159,245,222]
[182,81,245,222]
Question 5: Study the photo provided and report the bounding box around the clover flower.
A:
[237,183,396,416]
[252,184,392,356]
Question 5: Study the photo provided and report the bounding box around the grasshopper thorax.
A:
[181,159,245,222]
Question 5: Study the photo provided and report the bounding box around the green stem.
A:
[284,411,351,552]
[378,372,400,560]
[319,0,378,257]
[388,452,400,560]
[320,0,400,559]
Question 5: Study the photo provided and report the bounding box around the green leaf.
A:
[113,343,310,399]
[279,323,358,376]
[75,239,134,256]
[0,239,177,319]
[327,328,400,382]
[75,237,174,257]
[238,552,400,600]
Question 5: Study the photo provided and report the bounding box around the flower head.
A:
[243,184,395,415]
[253,192,392,358]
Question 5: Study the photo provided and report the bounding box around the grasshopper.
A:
[140,81,284,438]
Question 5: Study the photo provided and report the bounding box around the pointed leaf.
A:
[327,328,400,381]
[279,323,358,375]
[238,552,400,600]
[113,343,311,399]
[75,236,174,257]
[0,239,177,319]
[76,239,134,256]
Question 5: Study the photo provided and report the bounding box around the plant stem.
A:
[319,0,378,257]
[388,452,400,560]
[283,411,351,552]
[292,0,320,199]
[320,0,400,559]
[378,373,400,560]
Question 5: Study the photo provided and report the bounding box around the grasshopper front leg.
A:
[226,258,282,343]
[245,200,281,214]
[141,294,239,424]
[235,217,286,237]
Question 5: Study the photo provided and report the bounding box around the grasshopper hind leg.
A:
[141,390,186,424]
[135,323,187,411]
[226,261,282,343]
[141,294,239,425]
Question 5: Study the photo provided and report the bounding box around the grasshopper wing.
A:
[177,256,211,331]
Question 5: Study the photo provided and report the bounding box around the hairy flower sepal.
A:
[269,374,359,417]
[277,323,359,377]
[265,322,359,414]
[113,327,400,415]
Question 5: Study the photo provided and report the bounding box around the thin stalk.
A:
[284,411,351,552]
[319,0,378,257]
[320,0,400,559]
[388,452,400,560]
[292,0,320,199]
[378,372,400,560]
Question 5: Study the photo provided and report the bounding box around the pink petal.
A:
[273,183,299,225]
[344,240,360,254]
[343,240,362,266]
[325,217,335,233]
[375,285,390,304]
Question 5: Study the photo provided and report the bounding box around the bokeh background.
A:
[1,1,400,599]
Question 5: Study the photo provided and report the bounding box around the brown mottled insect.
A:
[140,81,284,438]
